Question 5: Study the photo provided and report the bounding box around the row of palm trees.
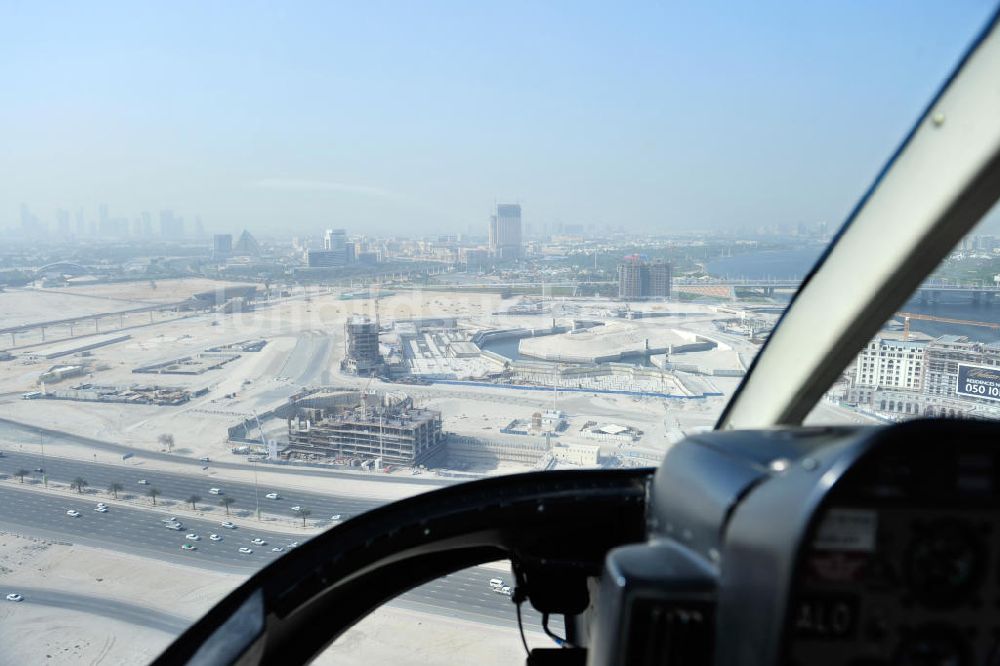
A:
[15,472,239,516]
[14,471,311,524]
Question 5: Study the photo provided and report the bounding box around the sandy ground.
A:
[0,529,538,666]
[0,279,256,328]
[0,531,241,664]
[317,605,537,666]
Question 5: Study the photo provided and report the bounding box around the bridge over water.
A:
[674,278,1000,303]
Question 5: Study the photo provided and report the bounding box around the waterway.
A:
[707,248,1000,343]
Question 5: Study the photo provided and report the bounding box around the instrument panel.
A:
[788,446,1000,665]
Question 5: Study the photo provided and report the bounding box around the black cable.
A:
[516,598,530,656]
[542,612,570,647]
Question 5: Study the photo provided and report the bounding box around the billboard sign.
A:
[957,364,1000,401]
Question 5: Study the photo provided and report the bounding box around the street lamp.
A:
[38,429,47,487]
[252,459,261,521]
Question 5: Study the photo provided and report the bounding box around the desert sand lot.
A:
[0,531,534,665]
[0,279,256,329]
[0,278,879,664]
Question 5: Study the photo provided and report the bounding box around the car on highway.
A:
[220,521,236,529]
[238,547,253,555]
[6,593,23,602]
[66,510,80,518]
[209,534,222,541]
[137,479,148,485]
[265,492,280,500]
[290,505,302,512]
[250,538,266,546]
[165,522,183,531]
[94,506,108,513]
[500,586,512,597]
[180,544,197,551]
[288,542,299,549]
[200,457,210,462]
[34,467,43,473]
[208,488,222,495]
[331,514,342,521]
[185,533,200,541]
[489,578,503,590]
[271,546,283,553]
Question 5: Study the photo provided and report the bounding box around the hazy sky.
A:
[2,1,998,236]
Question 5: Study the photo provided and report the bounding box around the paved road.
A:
[0,450,381,525]
[0,483,544,632]
[0,418,452,488]
[5,587,190,634]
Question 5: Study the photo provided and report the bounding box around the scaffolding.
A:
[286,397,442,465]
[341,315,384,376]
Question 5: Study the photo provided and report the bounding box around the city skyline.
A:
[3,2,999,236]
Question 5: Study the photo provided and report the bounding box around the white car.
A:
[96,502,106,508]
[288,542,299,549]
[265,492,280,500]
[165,522,183,531]
[209,488,222,495]
[185,533,200,541]
[180,544,197,551]
[94,506,108,513]
[5,593,23,602]
[331,514,342,521]
[271,546,284,553]
[489,578,503,589]
[209,534,222,542]
[500,586,512,597]
[290,506,302,512]
[66,510,81,518]
[137,479,149,485]
[221,521,236,529]
[251,538,266,546]
[238,547,253,554]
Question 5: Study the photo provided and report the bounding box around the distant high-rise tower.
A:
[617,256,672,301]
[160,210,184,239]
[310,228,354,266]
[488,204,522,260]
[324,228,347,251]
[213,234,233,259]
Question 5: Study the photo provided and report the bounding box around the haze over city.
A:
[6,3,1000,665]
[3,1,998,236]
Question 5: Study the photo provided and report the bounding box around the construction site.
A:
[285,391,443,466]
[341,315,384,376]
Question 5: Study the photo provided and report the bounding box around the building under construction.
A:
[285,393,442,466]
[341,315,384,376]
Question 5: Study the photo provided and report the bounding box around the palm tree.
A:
[108,482,123,500]
[295,507,311,527]
[187,494,202,510]
[219,496,235,516]
[147,488,161,506]
[71,477,88,494]
[15,469,28,483]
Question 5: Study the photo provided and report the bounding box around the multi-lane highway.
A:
[0,417,451,487]
[0,472,545,633]
[0,449,387,523]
